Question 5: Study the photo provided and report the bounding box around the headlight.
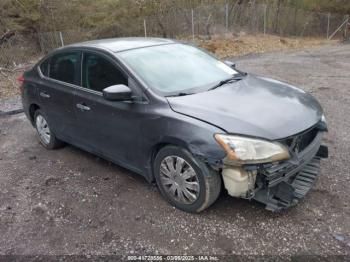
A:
[321,114,326,123]
[215,134,290,165]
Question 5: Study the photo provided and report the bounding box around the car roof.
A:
[68,37,178,53]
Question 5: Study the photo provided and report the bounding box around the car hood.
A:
[166,74,323,140]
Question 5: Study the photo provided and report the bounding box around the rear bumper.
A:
[252,132,328,212]
[21,92,31,121]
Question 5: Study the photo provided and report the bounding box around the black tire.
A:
[34,110,64,149]
[154,145,221,213]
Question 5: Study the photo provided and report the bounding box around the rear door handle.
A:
[39,92,50,98]
[76,103,91,111]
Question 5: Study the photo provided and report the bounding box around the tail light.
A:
[18,74,25,94]
[17,75,25,84]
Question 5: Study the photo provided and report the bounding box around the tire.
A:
[34,110,64,149]
[154,145,221,213]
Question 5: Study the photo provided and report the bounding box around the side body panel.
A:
[22,51,80,140]
[137,94,227,181]
[21,70,40,122]
[72,88,147,174]
[35,77,77,139]
[22,45,227,183]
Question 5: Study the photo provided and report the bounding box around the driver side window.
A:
[82,52,128,93]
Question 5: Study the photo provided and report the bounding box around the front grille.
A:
[261,157,321,212]
[252,126,325,212]
[261,130,323,188]
[284,126,319,153]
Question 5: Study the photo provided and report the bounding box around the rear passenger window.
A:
[39,59,49,77]
[82,52,128,93]
[49,52,80,85]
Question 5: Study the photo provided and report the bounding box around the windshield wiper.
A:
[167,73,246,97]
[209,74,244,91]
[166,92,194,97]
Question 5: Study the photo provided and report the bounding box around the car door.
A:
[73,50,147,172]
[37,51,81,140]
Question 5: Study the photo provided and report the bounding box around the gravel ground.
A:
[0,44,350,258]
[0,96,22,115]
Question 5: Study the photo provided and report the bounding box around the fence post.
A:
[59,31,64,47]
[327,13,331,39]
[344,15,349,40]
[328,16,349,40]
[225,3,229,31]
[38,33,44,53]
[264,4,267,35]
[143,19,147,37]
[191,9,194,41]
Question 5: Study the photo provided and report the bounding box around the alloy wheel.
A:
[35,114,51,145]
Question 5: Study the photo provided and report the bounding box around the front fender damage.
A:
[206,130,328,212]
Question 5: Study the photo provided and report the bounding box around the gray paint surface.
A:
[167,74,323,140]
[69,37,176,52]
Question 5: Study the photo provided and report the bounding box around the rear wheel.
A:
[34,110,64,149]
[154,145,221,213]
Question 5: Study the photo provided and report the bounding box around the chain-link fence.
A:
[0,2,349,70]
[141,3,348,40]
[0,34,41,68]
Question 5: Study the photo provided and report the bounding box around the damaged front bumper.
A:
[220,130,328,212]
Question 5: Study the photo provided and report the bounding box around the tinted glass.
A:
[82,53,127,93]
[49,52,80,85]
[39,59,49,77]
[118,44,238,96]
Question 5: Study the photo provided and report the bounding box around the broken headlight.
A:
[215,134,290,165]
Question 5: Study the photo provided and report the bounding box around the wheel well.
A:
[29,104,40,123]
[147,143,170,182]
[148,141,194,181]
[151,143,169,165]
[150,139,194,166]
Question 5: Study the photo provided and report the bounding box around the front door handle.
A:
[39,92,50,98]
[76,103,91,111]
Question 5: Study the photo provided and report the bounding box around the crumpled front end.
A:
[220,122,328,212]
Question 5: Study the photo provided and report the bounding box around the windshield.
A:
[118,44,239,96]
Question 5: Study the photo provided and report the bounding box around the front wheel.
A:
[34,110,64,149]
[154,146,221,213]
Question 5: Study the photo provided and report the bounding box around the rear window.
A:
[49,52,80,85]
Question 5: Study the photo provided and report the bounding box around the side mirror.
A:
[102,85,132,101]
[224,60,236,69]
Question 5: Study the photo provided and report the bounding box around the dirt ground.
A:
[0,43,350,258]
[197,34,337,59]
